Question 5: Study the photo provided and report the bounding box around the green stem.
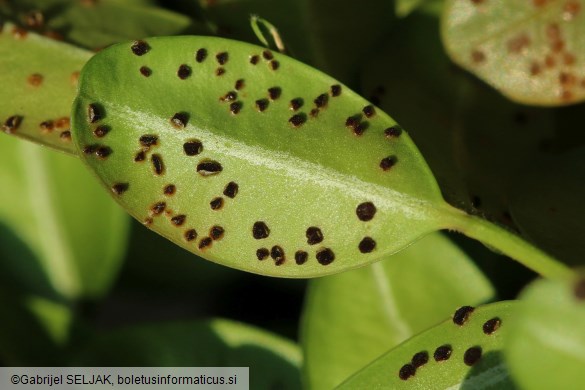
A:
[444,206,573,280]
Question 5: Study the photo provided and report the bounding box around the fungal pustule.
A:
[72,36,449,277]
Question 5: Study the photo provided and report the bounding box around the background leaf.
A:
[301,232,494,389]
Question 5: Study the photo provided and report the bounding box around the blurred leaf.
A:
[396,0,432,17]
[301,232,495,389]
[339,301,517,389]
[71,319,302,390]
[0,135,129,299]
[0,22,91,154]
[504,275,585,390]
[442,0,585,106]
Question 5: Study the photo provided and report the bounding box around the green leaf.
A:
[0,134,129,299]
[301,232,495,389]
[504,275,585,390]
[396,0,432,18]
[339,301,517,389]
[0,23,91,154]
[71,35,455,278]
[71,319,302,390]
[442,0,585,106]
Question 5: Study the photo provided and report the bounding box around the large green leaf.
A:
[0,133,129,299]
[504,275,585,390]
[71,36,458,278]
[71,319,302,390]
[442,0,585,106]
[339,301,517,389]
[301,232,494,390]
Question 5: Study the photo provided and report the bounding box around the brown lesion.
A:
[27,73,43,87]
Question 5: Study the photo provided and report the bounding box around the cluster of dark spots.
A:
[151,154,165,175]
[433,345,452,362]
[574,278,585,300]
[289,113,307,128]
[255,99,269,112]
[256,248,269,260]
[164,184,176,196]
[40,120,54,133]
[185,229,197,242]
[171,112,189,129]
[230,101,242,115]
[362,105,376,118]
[199,237,213,249]
[177,64,192,79]
[171,214,186,226]
[11,26,28,40]
[93,125,110,138]
[88,103,103,123]
[235,79,245,90]
[295,251,308,265]
[210,197,224,210]
[482,317,501,335]
[262,50,274,60]
[316,248,335,265]
[134,150,146,162]
[216,52,229,65]
[253,222,270,239]
[358,237,376,253]
[27,73,43,87]
[196,48,207,63]
[314,93,328,108]
[453,306,475,326]
[306,227,324,245]
[384,126,402,138]
[151,201,166,215]
[223,182,238,198]
[24,11,44,29]
[111,183,129,195]
[183,140,203,156]
[215,67,226,76]
[210,226,225,240]
[140,134,158,147]
[139,66,152,77]
[271,246,286,266]
[464,346,482,366]
[411,351,429,368]
[220,91,238,102]
[269,60,280,70]
[330,85,342,97]
[131,40,150,56]
[268,87,282,100]
[60,131,71,141]
[398,364,416,381]
[356,202,376,221]
[290,98,303,111]
[250,55,260,65]
[197,160,223,176]
[380,156,397,171]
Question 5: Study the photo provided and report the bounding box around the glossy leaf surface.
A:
[72,36,451,277]
[301,232,494,389]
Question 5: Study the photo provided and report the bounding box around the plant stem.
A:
[445,206,574,280]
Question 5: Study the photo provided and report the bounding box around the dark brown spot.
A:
[250,55,260,65]
[177,64,191,79]
[96,146,112,159]
[463,346,482,366]
[295,251,308,265]
[140,134,158,147]
[564,1,581,20]
[223,182,239,198]
[356,202,376,221]
[411,351,429,368]
[453,306,475,326]
[268,87,281,100]
[483,317,501,335]
[253,222,270,239]
[139,66,152,77]
[330,85,342,97]
[151,154,165,175]
[434,345,452,362]
[185,229,198,241]
[290,98,303,111]
[199,237,213,249]
[131,40,150,56]
[310,108,319,118]
[216,67,226,76]
[316,248,335,265]
[183,140,203,156]
[530,62,541,76]
[93,125,109,138]
[574,278,585,300]
[2,115,22,133]
[507,34,530,54]
[196,48,207,63]
[171,214,186,226]
[230,101,242,115]
[134,151,146,162]
[354,122,368,136]
[40,120,54,133]
[111,183,129,195]
[143,217,153,226]
[83,144,98,155]
[210,226,225,240]
[55,117,69,129]
[216,51,228,65]
[25,11,44,29]
[471,49,486,64]
[210,197,224,210]
[151,202,166,215]
[262,50,274,60]
[314,93,328,108]
[306,227,324,245]
[171,112,189,129]
[256,99,269,112]
[235,79,245,90]
[60,131,71,141]
[271,245,285,265]
[345,115,360,129]
[363,105,376,118]
[398,364,416,381]
[384,126,402,138]
[221,91,238,102]
[289,114,306,128]
[359,237,376,253]
[269,60,280,70]
[163,184,176,196]
[27,73,43,87]
[88,103,103,123]
[256,248,269,260]
[197,160,223,176]
[380,156,397,171]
